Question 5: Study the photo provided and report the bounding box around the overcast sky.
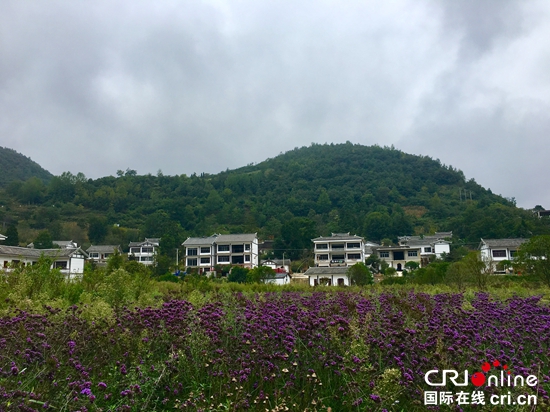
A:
[1,0,549,209]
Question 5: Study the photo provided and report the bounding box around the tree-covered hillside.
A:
[1,143,548,259]
[0,146,53,187]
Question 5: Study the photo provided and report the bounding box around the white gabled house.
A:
[128,238,160,265]
[0,233,6,242]
[374,245,422,275]
[304,266,350,286]
[398,232,452,260]
[260,258,291,274]
[479,238,528,273]
[182,233,259,272]
[0,245,88,278]
[87,245,123,265]
[312,233,365,267]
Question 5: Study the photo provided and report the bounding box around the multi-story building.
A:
[312,233,365,267]
[182,233,259,272]
[398,232,452,261]
[128,238,160,265]
[373,245,422,274]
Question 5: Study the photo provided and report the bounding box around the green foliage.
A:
[0,146,52,188]
[247,265,276,283]
[347,262,373,286]
[4,224,19,246]
[33,230,53,249]
[515,235,550,286]
[273,217,316,260]
[88,215,108,244]
[228,266,249,283]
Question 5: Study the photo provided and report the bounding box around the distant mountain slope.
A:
[0,143,547,250]
[0,146,52,187]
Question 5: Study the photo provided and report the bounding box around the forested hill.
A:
[0,146,52,187]
[1,143,548,255]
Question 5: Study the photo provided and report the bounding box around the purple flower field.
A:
[0,291,549,411]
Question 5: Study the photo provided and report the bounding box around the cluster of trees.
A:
[1,144,550,267]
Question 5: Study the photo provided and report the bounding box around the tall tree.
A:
[34,230,53,249]
[4,224,19,246]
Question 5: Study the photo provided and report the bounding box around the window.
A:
[187,248,198,256]
[90,253,99,259]
[200,247,210,254]
[140,256,153,262]
[347,253,361,260]
[347,242,360,249]
[424,247,432,253]
[187,258,197,266]
[218,245,230,252]
[200,257,210,264]
[54,261,68,269]
[408,251,418,257]
[245,244,250,251]
[318,254,329,261]
[130,247,140,254]
[332,254,345,261]
[232,255,244,264]
[232,245,244,253]
[3,261,7,268]
[218,256,230,263]
[332,243,345,249]
[492,250,507,258]
[142,247,153,254]
[393,251,405,260]
[244,255,250,262]
[316,243,328,250]
[510,250,517,259]
[379,251,389,258]
[104,253,112,259]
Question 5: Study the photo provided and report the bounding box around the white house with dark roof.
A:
[182,233,259,272]
[87,245,123,265]
[304,266,350,286]
[479,238,528,273]
[373,245,423,274]
[181,235,217,271]
[0,233,6,242]
[398,232,452,260]
[312,233,365,267]
[0,245,88,278]
[128,238,160,265]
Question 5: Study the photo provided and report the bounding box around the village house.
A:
[312,233,365,267]
[398,231,452,262]
[305,233,366,286]
[479,238,528,273]
[260,258,291,274]
[128,238,160,265]
[0,233,6,242]
[0,245,88,278]
[87,245,123,265]
[182,233,259,272]
[373,244,423,275]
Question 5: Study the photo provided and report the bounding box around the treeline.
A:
[1,143,549,260]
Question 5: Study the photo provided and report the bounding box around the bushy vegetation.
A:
[1,260,550,411]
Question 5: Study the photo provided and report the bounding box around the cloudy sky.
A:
[1,0,549,209]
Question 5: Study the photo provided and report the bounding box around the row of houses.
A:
[0,230,529,284]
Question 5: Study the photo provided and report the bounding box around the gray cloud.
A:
[1,0,549,209]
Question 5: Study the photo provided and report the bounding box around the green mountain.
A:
[1,143,548,256]
[0,146,53,187]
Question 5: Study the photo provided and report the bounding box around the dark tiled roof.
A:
[481,238,528,248]
[87,245,122,253]
[182,236,217,246]
[312,233,364,242]
[304,267,349,276]
[0,245,87,259]
[216,233,257,243]
[129,238,160,247]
